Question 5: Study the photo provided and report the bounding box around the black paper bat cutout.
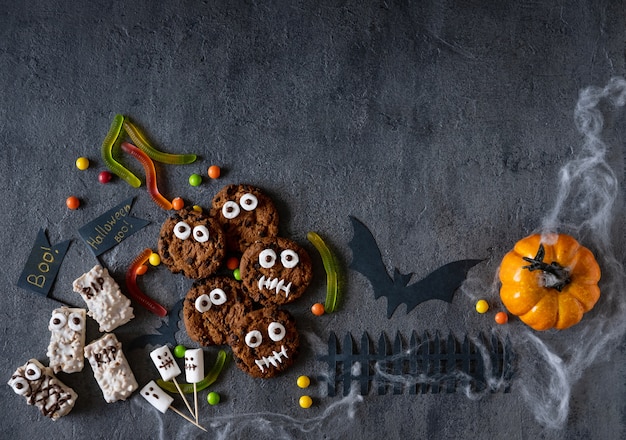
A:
[128,299,184,350]
[348,216,482,318]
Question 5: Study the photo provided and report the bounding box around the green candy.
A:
[174,344,186,358]
[189,173,202,187]
[207,391,220,405]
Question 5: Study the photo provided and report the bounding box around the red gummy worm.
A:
[120,142,173,210]
[125,248,168,317]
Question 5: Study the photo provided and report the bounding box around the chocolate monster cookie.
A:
[209,184,279,254]
[183,276,253,346]
[239,236,313,306]
[158,208,226,279]
[228,307,299,379]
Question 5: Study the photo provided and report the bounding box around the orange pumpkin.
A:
[498,233,601,331]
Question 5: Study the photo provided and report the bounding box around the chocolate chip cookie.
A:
[209,184,279,254]
[239,236,313,306]
[228,307,299,379]
[183,276,253,346]
[158,208,226,279]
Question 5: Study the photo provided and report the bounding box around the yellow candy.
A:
[75,157,89,170]
[297,375,310,389]
[299,395,313,409]
[475,299,489,314]
[149,252,161,266]
[192,205,203,213]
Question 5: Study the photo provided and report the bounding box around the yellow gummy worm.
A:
[157,349,227,394]
[307,231,340,313]
[101,114,141,188]
[123,119,197,165]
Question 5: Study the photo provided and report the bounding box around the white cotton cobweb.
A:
[507,77,626,429]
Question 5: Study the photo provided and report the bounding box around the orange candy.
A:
[226,257,239,271]
[171,197,185,210]
[311,303,325,316]
[208,165,221,179]
[495,311,509,325]
[66,196,80,210]
[135,264,148,276]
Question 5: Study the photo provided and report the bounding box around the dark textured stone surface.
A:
[1,1,626,439]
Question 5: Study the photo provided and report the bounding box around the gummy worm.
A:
[121,142,173,211]
[158,350,227,394]
[123,119,197,165]
[125,248,168,317]
[101,114,142,188]
[307,231,340,313]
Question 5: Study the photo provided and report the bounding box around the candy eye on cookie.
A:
[174,221,192,240]
[194,288,228,313]
[239,193,258,211]
[244,321,285,347]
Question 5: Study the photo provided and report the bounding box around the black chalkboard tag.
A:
[17,229,71,301]
[78,197,150,257]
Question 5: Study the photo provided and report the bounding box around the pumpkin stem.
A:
[522,244,571,292]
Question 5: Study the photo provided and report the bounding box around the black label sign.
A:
[78,197,149,256]
[17,229,71,296]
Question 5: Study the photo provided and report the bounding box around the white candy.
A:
[150,346,181,381]
[184,348,204,384]
[46,307,86,374]
[84,333,138,403]
[141,380,173,414]
[72,265,134,332]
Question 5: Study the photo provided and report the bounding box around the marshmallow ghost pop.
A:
[140,380,206,431]
[184,348,204,423]
[150,345,181,381]
[185,348,205,383]
[141,380,174,413]
[149,345,195,419]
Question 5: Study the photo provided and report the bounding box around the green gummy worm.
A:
[123,120,197,165]
[101,114,141,188]
[307,231,340,313]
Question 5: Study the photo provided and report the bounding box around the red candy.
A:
[98,170,112,184]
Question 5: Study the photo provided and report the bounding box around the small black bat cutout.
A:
[348,216,482,318]
[128,299,184,350]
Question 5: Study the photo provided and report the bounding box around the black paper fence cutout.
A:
[318,332,514,396]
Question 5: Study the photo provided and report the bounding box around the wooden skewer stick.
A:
[172,377,195,419]
[194,383,199,424]
[169,406,207,432]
